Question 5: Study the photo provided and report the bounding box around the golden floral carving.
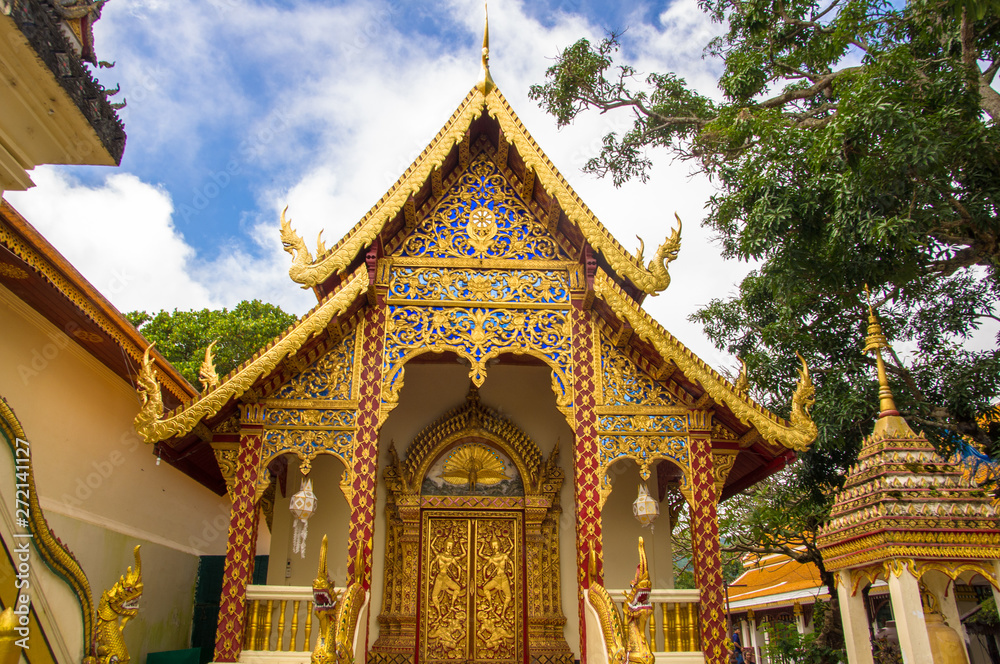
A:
[133,269,367,443]
[711,450,739,494]
[261,429,353,475]
[0,262,28,279]
[595,270,818,452]
[211,442,239,501]
[273,332,356,401]
[382,305,572,408]
[387,266,570,307]
[399,154,564,261]
[886,558,919,578]
[600,340,678,407]
[913,561,1000,591]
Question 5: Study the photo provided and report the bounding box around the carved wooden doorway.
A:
[370,389,573,664]
[418,510,525,664]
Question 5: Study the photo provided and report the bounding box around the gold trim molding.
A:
[133,269,367,443]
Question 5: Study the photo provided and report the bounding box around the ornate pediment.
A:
[396,152,572,262]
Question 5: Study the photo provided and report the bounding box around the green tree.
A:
[126,300,297,388]
[530,0,1000,449]
[531,0,1000,658]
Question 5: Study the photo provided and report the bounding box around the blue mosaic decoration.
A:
[398,154,569,260]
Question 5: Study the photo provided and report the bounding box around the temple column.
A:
[835,572,874,664]
[887,560,933,664]
[687,433,726,664]
[214,403,265,662]
[570,302,602,662]
[348,304,387,589]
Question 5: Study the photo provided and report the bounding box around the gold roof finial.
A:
[476,3,496,96]
[862,285,914,437]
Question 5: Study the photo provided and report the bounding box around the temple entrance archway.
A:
[370,382,574,664]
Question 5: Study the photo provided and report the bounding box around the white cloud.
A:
[4,168,216,312]
[8,0,756,369]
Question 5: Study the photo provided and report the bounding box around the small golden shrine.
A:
[817,298,1000,664]
[131,16,818,664]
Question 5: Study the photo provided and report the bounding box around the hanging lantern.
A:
[633,483,659,529]
[289,478,317,559]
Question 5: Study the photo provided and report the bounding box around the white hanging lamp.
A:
[289,477,317,559]
[633,482,659,529]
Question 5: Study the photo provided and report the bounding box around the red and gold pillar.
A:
[570,302,602,661]
[347,302,387,589]
[688,433,727,664]
[214,403,265,662]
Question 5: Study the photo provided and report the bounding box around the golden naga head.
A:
[198,340,220,392]
[312,535,340,609]
[279,207,311,260]
[624,537,652,615]
[105,546,143,620]
[785,352,818,451]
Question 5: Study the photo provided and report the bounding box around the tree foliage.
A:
[530,0,1000,455]
[126,300,297,388]
[533,0,1000,658]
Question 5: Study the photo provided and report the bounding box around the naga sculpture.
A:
[312,535,366,664]
[133,344,166,443]
[85,546,143,664]
[634,215,683,294]
[280,208,330,289]
[588,537,655,664]
[199,340,220,391]
[786,352,818,452]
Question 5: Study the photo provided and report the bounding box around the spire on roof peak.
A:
[476,3,496,96]
[862,285,915,437]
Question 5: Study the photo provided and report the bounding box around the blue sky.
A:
[6,0,752,371]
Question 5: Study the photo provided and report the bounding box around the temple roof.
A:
[280,85,681,302]
[0,200,222,486]
[817,302,1000,570]
[130,58,817,496]
[728,552,829,613]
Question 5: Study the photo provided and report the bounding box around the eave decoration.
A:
[133,269,367,443]
[594,271,818,452]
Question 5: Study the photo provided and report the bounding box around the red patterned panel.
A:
[349,302,388,589]
[214,428,263,662]
[688,437,726,664]
[571,303,601,662]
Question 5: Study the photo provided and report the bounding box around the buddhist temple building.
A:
[124,20,820,664]
[817,299,1000,664]
[0,7,824,664]
[726,552,830,663]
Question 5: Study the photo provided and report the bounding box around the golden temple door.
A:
[418,509,525,664]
